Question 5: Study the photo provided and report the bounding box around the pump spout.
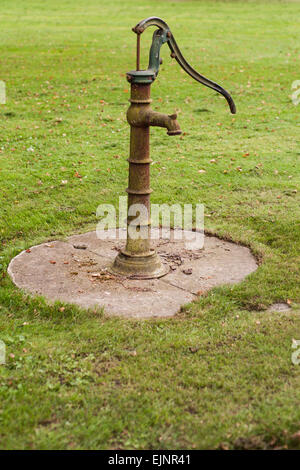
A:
[147,110,181,135]
[127,104,181,136]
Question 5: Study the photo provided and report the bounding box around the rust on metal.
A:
[110,82,181,279]
[136,33,141,71]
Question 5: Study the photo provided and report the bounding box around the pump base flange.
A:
[109,250,169,279]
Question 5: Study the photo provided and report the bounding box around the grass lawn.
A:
[0,0,300,450]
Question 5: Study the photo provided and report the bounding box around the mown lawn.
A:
[0,0,300,450]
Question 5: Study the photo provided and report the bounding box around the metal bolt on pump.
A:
[110,17,236,279]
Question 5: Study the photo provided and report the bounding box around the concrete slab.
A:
[8,229,258,318]
[268,303,291,312]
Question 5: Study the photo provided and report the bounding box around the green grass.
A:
[0,0,300,450]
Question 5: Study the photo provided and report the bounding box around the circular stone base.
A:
[7,229,257,318]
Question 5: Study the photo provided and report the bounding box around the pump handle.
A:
[132,17,236,114]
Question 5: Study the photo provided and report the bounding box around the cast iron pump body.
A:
[110,17,236,279]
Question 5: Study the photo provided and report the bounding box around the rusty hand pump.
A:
[110,17,236,279]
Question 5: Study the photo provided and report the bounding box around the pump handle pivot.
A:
[132,16,236,114]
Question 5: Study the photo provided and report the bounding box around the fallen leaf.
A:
[291,431,300,442]
[219,443,229,450]
[128,350,137,356]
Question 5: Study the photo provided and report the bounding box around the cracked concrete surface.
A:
[8,229,258,318]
